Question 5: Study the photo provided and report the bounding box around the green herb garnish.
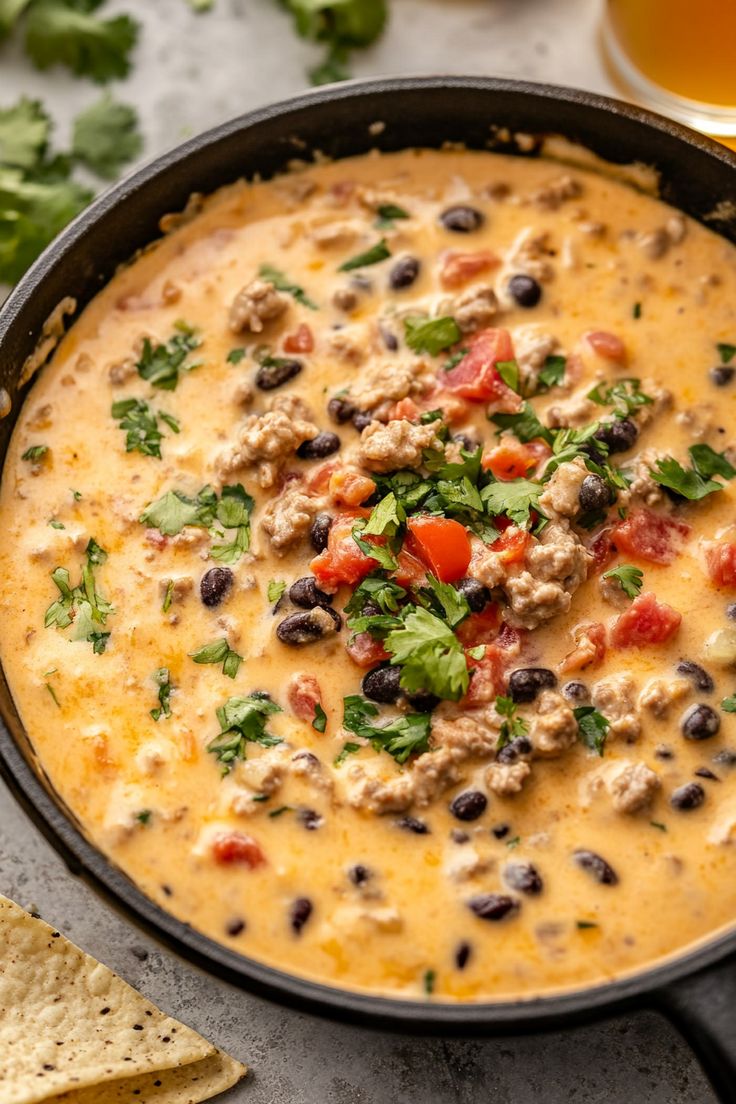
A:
[111,398,179,458]
[404,315,462,356]
[482,478,544,530]
[227,347,246,365]
[385,607,469,702]
[72,93,142,179]
[139,485,217,535]
[259,262,317,309]
[342,695,431,764]
[423,969,436,996]
[334,741,361,766]
[150,667,172,721]
[375,203,409,230]
[162,579,175,613]
[339,238,391,272]
[207,694,283,774]
[21,444,48,461]
[189,638,243,679]
[717,342,736,364]
[267,579,287,605]
[136,322,200,390]
[721,695,736,712]
[574,706,609,756]
[602,563,643,599]
[587,378,652,418]
[44,538,114,651]
[494,696,529,748]
[312,702,327,733]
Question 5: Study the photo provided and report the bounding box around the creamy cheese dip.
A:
[2,148,736,1002]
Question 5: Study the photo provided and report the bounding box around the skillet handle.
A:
[655,955,736,1103]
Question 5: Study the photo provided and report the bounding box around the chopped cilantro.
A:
[496,359,521,393]
[587,378,653,418]
[689,443,736,481]
[467,644,486,660]
[135,809,152,826]
[339,238,391,272]
[0,95,49,168]
[23,1,139,83]
[312,702,327,733]
[443,348,469,372]
[423,969,436,996]
[650,456,724,501]
[721,695,736,713]
[385,607,469,701]
[45,682,60,707]
[574,706,609,756]
[44,538,113,650]
[162,578,175,613]
[494,696,529,748]
[88,630,110,654]
[208,694,283,774]
[506,835,521,849]
[278,0,387,85]
[717,342,736,365]
[189,638,243,679]
[490,401,553,446]
[576,920,598,930]
[258,262,317,309]
[650,820,667,832]
[150,667,172,721]
[334,741,361,766]
[344,574,406,620]
[602,563,643,599]
[482,477,544,531]
[268,805,292,818]
[47,519,65,529]
[351,521,398,571]
[633,302,642,319]
[375,203,409,230]
[71,93,142,179]
[342,695,431,764]
[136,322,201,390]
[418,574,470,629]
[537,354,567,392]
[227,347,246,365]
[139,485,217,536]
[404,315,462,356]
[111,398,179,458]
[21,444,48,461]
[362,491,405,538]
[210,483,254,565]
[267,579,287,605]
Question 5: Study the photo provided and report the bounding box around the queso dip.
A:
[2,148,736,1002]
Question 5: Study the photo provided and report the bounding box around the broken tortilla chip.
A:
[0,895,246,1104]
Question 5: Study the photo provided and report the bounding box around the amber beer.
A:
[603,0,736,138]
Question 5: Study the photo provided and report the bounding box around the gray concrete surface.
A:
[0,0,720,1099]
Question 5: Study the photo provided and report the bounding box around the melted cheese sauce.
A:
[2,149,736,1002]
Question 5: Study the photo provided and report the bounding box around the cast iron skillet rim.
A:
[1,74,736,1030]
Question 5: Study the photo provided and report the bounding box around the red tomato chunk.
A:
[705,542,736,588]
[612,508,689,565]
[346,632,390,668]
[611,593,682,648]
[288,674,322,721]
[283,323,314,353]
[311,512,375,590]
[442,327,519,406]
[406,516,472,583]
[440,250,499,289]
[212,832,265,868]
[585,330,627,362]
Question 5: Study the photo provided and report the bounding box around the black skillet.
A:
[1,76,735,1103]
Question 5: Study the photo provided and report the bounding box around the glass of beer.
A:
[602,0,736,139]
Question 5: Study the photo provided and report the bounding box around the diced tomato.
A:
[329,468,376,507]
[306,463,338,494]
[419,386,470,425]
[705,542,736,588]
[311,512,375,590]
[287,674,322,721]
[610,592,682,648]
[585,330,627,362]
[388,397,421,422]
[588,528,615,572]
[346,632,390,668]
[482,440,538,481]
[406,516,472,583]
[612,508,690,565]
[393,548,428,588]
[442,327,519,406]
[212,832,265,868]
[456,604,501,647]
[440,250,499,289]
[283,323,314,354]
[464,645,507,705]
[560,621,606,673]
[490,525,531,565]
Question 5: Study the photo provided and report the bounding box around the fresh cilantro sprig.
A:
[385,606,469,701]
[259,262,317,309]
[342,694,430,764]
[21,444,48,461]
[587,378,653,419]
[574,706,609,756]
[339,238,391,271]
[111,397,179,458]
[267,579,287,604]
[44,537,114,651]
[209,484,254,564]
[404,315,462,356]
[140,483,253,562]
[208,694,283,774]
[651,444,736,501]
[494,695,528,748]
[72,93,142,178]
[717,342,736,365]
[277,0,388,86]
[482,478,544,530]
[136,322,201,391]
[602,563,643,599]
[190,638,243,679]
[150,667,172,721]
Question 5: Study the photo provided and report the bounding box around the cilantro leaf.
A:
[339,238,391,271]
[574,706,609,756]
[587,378,653,418]
[208,694,282,774]
[44,539,113,650]
[443,348,469,372]
[280,0,387,84]
[139,485,217,536]
[344,573,406,621]
[496,359,521,394]
[404,315,462,356]
[494,695,529,747]
[423,445,481,483]
[334,740,361,766]
[385,607,469,701]
[537,354,567,392]
[267,579,287,604]
[227,347,246,365]
[689,443,736,481]
[136,322,200,390]
[0,97,49,170]
[161,579,174,612]
[150,667,172,721]
[312,702,327,733]
[342,694,431,764]
[374,203,409,230]
[111,398,178,458]
[491,401,553,446]
[650,456,723,500]
[717,342,736,365]
[21,444,48,461]
[189,637,243,679]
[72,94,142,179]
[352,520,398,571]
[0,0,32,39]
[602,563,643,599]
[0,165,91,284]
[482,478,544,530]
[721,695,736,713]
[418,574,470,629]
[363,491,405,538]
[211,484,254,564]
[24,0,139,82]
[258,262,317,309]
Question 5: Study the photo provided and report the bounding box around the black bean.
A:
[255,358,302,390]
[508,274,542,308]
[670,782,706,811]
[455,941,472,969]
[579,473,612,513]
[379,324,399,351]
[573,849,618,885]
[694,767,719,781]
[348,863,371,885]
[199,566,234,608]
[727,603,736,621]
[292,749,320,766]
[504,862,543,896]
[467,893,519,921]
[492,823,510,839]
[449,790,488,822]
[405,688,440,713]
[594,417,638,454]
[328,396,356,424]
[452,432,479,452]
[562,680,590,705]
[451,829,470,844]
[290,897,313,934]
[352,410,373,431]
[276,608,341,646]
[297,431,341,460]
[396,816,430,835]
[455,576,491,613]
[676,660,714,693]
[681,703,721,741]
[309,512,333,553]
[299,808,323,830]
[710,365,735,387]
[655,744,675,760]
[362,665,402,704]
[440,205,484,233]
[226,917,246,937]
[508,667,557,703]
[289,576,333,610]
[496,735,532,764]
[389,256,420,290]
[714,749,736,766]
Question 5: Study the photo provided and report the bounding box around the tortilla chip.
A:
[0,895,246,1104]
